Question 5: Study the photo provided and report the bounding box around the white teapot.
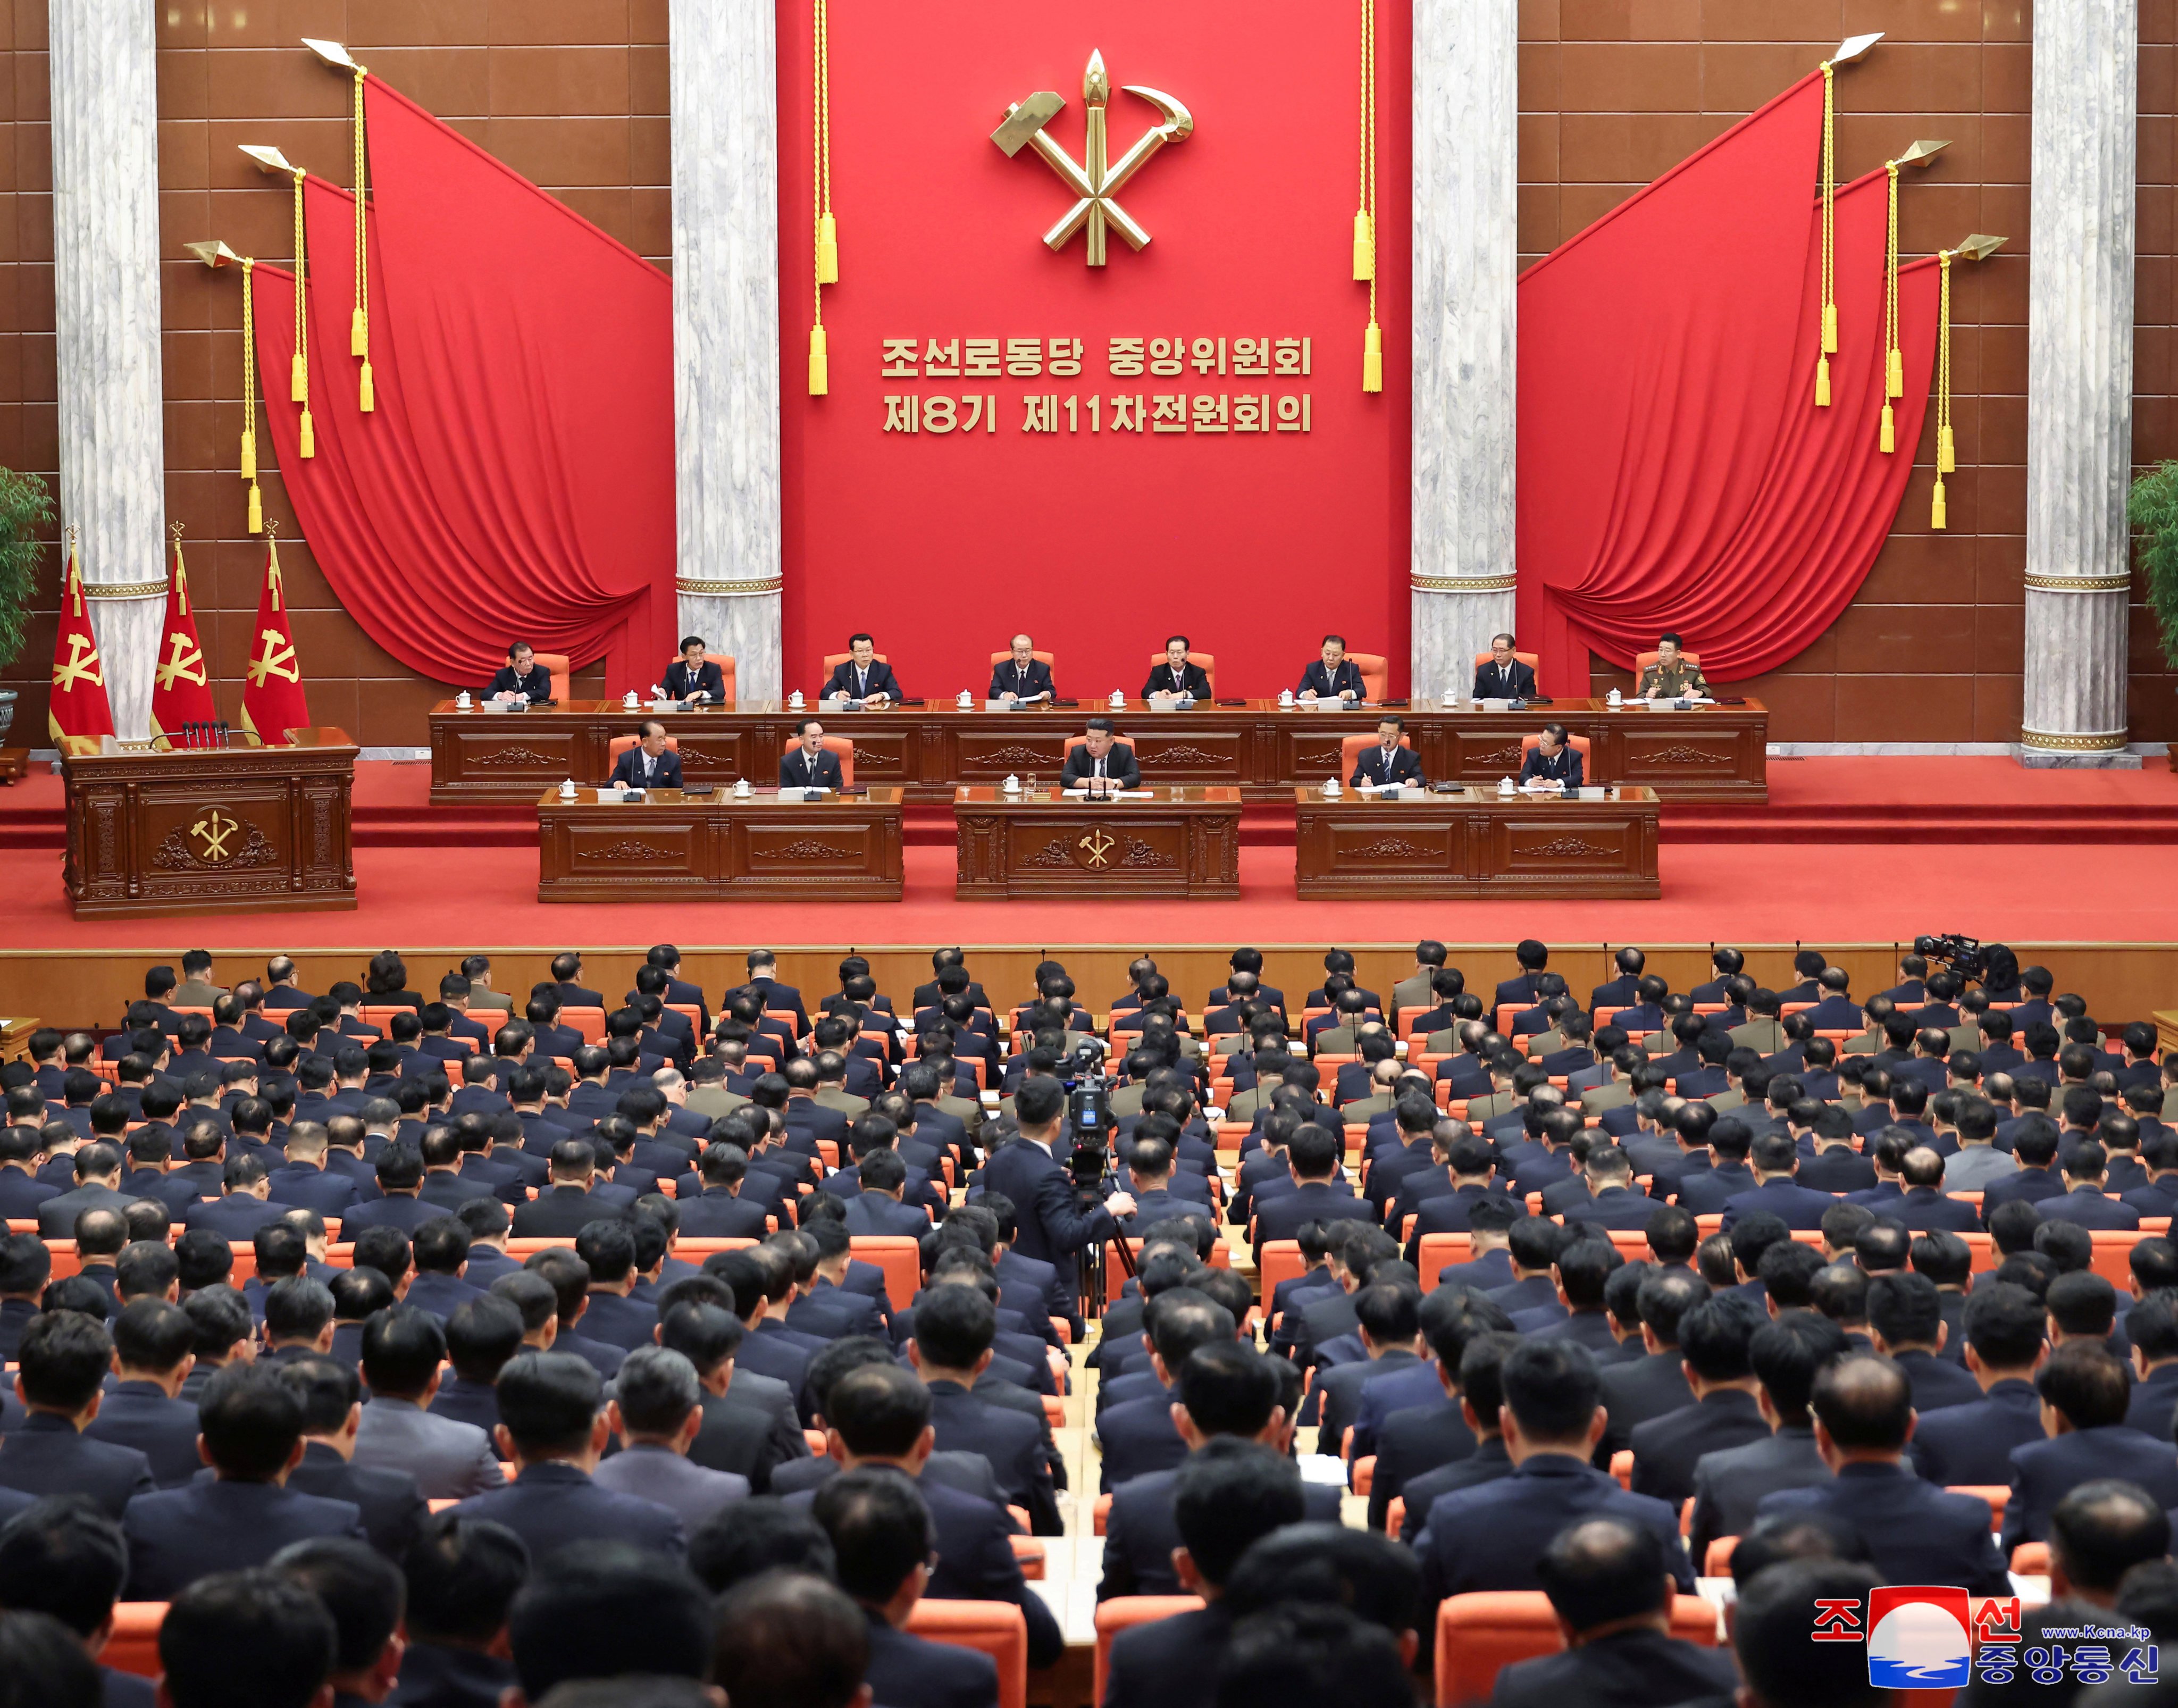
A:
[788,690,806,710]
[622,690,639,709]
[1440,685,1458,708]
[456,690,473,709]
[1322,777,1342,797]
[957,690,974,709]
[1278,689,1295,708]
[1002,774,1021,793]
[733,777,752,798]
[557,778,577,799]
[1109,690,1126,709]
[1499,775,1517,794]
[1606,687,1624,707]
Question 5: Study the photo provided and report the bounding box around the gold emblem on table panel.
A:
[191,809,239,863]
[992,50,1193,265]
[1077,828,1116,868]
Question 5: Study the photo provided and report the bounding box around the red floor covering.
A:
[5,837,2177,951]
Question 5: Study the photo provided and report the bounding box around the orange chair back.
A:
[1471,649,1542,671]
[906,1601,1028,1708]
[1633,649,1700,675]
[1338,732,1413,777]
[713,656,738,701]
[1435,1592,1717,1705]
[851,1235,922,1306]
[1093,1598,1203,1704]
[607,734,680,762]
[1347,652,1389,699]
[780,734,856,786]
[1259,1240,1305,1303]
[2088,1231,2141,1290]
[1144,650,1216,692]
[531,651,572,701]
[1520,732,1594,775]
[105,1603,166,1677]
[558,1006,607,1045]
[823,651,890,670]
[988,650,1057,667]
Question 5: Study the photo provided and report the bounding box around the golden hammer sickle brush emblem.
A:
[992,50,1193,265]
[1078,829,1116,868]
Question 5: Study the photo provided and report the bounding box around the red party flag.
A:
[239,534,308,745]
[47,535,114,744]
[149,532,216,739]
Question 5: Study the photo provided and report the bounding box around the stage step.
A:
[1659,805,2178,844]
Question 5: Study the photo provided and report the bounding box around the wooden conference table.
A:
[60,728,358,919]
[953,785,1242,899]
[430,696,1766,805]
[1294,785,1661,899]
[534,785,904,903]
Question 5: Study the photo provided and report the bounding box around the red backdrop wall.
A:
[775,0,1411,702]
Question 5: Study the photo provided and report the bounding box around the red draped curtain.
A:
[248,79,675,693]
[1517,74,1940,691]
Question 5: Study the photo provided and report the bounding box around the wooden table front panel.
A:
[62,734,358,918]
[535,788,904,902]
[1294,787,1660,898]
[432,699,1766,804]
[953,788,1242,899]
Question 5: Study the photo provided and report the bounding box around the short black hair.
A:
[1749,1313,1850,1426]
[1809,1354,1911,1451]
[199,1364,308,1480]
[270,1536,404,1674]
[688,1498,836,1597]
[1732,1559,1886,1708]
[2050,1479,2172,1594]
[15,1312,111,1413]
[1500,1339,1600,1444]
[400,1513,531,1646]
[0,1498,128,1638]
[2037,1338,2132,1429]
[495,1351,604,1457]
[711,1571,872,1708]
[1177,1341,1280,1438]
[812,1467,931,1603]
[508,1545,713,1699]
[360,1306,447,1398]
[1215,1605,1411,1708]
[1536,1516,1670,1634]
[1174,1438,1305,1587]
[158,1568,339,1708]
[1221,1523,1420,1638]
[823,1363,932,1458]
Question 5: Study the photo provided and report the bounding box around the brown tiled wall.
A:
[0,1,2171,746]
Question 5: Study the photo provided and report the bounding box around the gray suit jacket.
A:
[592,1443,749,1531]
[352,1397,506,1500]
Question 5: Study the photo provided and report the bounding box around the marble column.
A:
[2021,0,2138,766]
[1409,0,1518,701]
[669,0,783,700]
[49,0,167,742]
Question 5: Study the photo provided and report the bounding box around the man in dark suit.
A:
[0,1312,156,1517]
[780,718,845,789]
[1142,636,1210,701]
[1297,634,1367,702]
[1100,1438,1310,1708]
[843,1150,936,1235]
[1348,716,1425,789]
[906,1285,1060,1535]
[977,1079,1133,1326]
[452,1352,684,1558]
[1412,1339,1694,1615]
[2000,1339,2178,1555]
[675,1146,775,1238]
[824,635,902,705]
[990,635,1054,704]
[121,1364,367,1597]
[810,1468,1004,1708]
[86,1298,204,1487]
[1908,1280,2049,1486]
[1471,634,1537,700]
[607,721,683,790]
[1864,1270,1981,1413]
[510,1141,629,1238]
[1755,1352,2009,1593]
[2037,1140,2145,1229]
[1486,1517,1739,1708]
[1685,1312,1850,1564]
[278,1354,431,1560]
[1060,719,1140,790]
[791,1362,1064,1668]
[35,1146,140,1240]
[663,635,727,702]
[1096,1292,1235,1492]
[1595,1269,1705,1461]
[265,1121,358,1216]
[486,641,554,702]
[1362,1295,1493,1534]
[1517,724,1582,789]
[1252,1125,1363,1252]
[1719,1133,1843,1230]
[1627,1295,1771,1505]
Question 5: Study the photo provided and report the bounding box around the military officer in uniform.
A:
[1635,634,1709,700]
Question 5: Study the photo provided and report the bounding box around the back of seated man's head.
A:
[494,1350,605,1460]
[2037,1337,2131,1430]
[1810,1353,1911,1454]
[399,1511,530,1650]
[2048,1479,2172,1600]
[15,1311,111,1416]
[0,1495,130,1650]
[1219,1523,1422,1648]
[269,1535,405,1699]
[1499,1338,1600,1449]
[811,1468,936,1608]
[199,1365,309,1481]
[1535,1516,1671,1640]
[711,1570,870,1708]
[157,1567,338,1708]
[1732,1556,1887,1708]
[509,1543,715,1703]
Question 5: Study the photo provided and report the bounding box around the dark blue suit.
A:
[451,1461,685,1559]
[1098,1466,1342,1599]
[1758,1461,2008,1594]
[862,1609,1000,1708]
[1414,1454,1693,1609]
[663,658,727,701]
[1348,743,1425,788]
[0,1414,155,1516]
[1299,658,1367,699]
[488,664,553,700]
[607,746,684,789]
[1719,1178,1842,1231]
[1471,657,1537,699]
[989,658,1055,700]
[286,1441,430,1560]
[2002,1427,2178,1554]
[778,745,845,789]
[84,1382,204,1487]
[824,659,903,701]
[1517,745,1582,788]
[2035,1187,2142,1229]
[1096,1393,1187,1493]
[265,1163,358,1216]
[977,1137,1118,1317]
[122,1479,367,1598]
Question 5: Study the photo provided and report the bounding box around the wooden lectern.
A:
[60,729,358,918]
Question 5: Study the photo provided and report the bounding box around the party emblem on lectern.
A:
[190,809,239,863]
[1076,829,1116,868]
[991,50,1193,265]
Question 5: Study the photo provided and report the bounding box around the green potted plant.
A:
[0,467,52,746]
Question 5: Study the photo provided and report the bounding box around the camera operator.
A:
[979,1074,1135,1335]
